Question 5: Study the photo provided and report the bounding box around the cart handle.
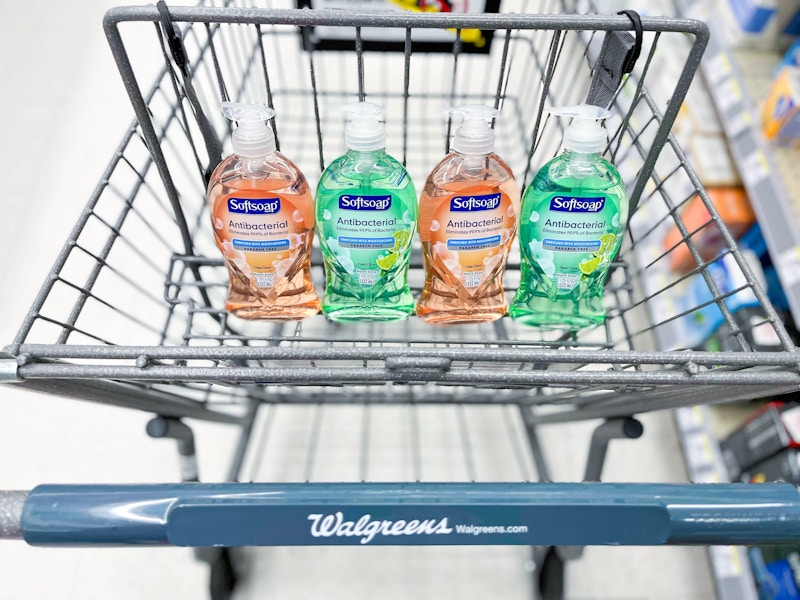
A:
[2,482,799,547]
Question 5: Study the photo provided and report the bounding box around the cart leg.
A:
[147,416,239,599]
[583,417,644,482]
[146,416,199,482]
[518,410,644,599]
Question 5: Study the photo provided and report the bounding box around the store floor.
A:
[0,2,715,598]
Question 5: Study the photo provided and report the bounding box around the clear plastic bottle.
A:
[315,102,417,322]
[417,105,520,324]
[510,105,629,329]
[207,102,320,320]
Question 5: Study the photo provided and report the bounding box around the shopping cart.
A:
[3,1,800,598]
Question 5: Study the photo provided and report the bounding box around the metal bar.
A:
[14,363,794,391]
[15,344,800,368]
[2,378,245,425]
[103,16,195,258]
[0,491,26,540]
[104,7,711,36]
[17,482,800,546]
[355,27,365,102]
[517,406,552,482]
[226,398,261,482]
[402,28,411,167]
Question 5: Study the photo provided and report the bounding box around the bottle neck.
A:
[346,148,386,158]
[562,148,602,162]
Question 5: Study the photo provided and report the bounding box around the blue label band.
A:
[542,238,602,252]
[447,235,502,251]
[339,195,393,211]
[232,238,290,251]
[337,236,395,249]
[549,196,605,213]
[450,193,502,212]
[228,197,281,214]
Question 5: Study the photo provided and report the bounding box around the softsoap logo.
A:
[339,195,392,211]
[549,196,605,213]
[227,197,281,214]
[307,512,453,545]
[450,193,502,212]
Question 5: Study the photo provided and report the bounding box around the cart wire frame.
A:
[2,3,799,427]
[3,2,800,588]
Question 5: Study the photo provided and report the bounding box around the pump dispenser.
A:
[223,102,277,157]
[315,101,417,322]
[551,104,610,154]
[510,104,629,329]
[416,105,520,324]
[206,102,320,320]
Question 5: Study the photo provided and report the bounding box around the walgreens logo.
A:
[228,197,281,214]
[307,512,453,545]
[549,196,605,213]
[339,195,392,211]
[450,193,501,212]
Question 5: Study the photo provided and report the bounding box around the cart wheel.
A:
[537,546,565,600]
[209,548,237,600]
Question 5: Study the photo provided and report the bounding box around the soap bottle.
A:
[417,105,520,324]
[207,102,320,320]
[510,105,629,328]
[315,101,417,322]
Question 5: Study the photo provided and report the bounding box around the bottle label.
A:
[522,193,619,292]
[319,193,414,287]
[427,192,516,290]
[213,194,310,288]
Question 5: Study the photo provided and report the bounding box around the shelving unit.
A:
[679,0,800,325]
[666,4,800,598]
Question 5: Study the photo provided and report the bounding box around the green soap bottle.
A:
[315,102,417,322]
[510,105,629,329]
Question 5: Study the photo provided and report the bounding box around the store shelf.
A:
[679,0,800,325]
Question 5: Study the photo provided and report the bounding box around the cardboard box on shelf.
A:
[688,134,742,186]
[762,66,800,147]
[663,187,756,274]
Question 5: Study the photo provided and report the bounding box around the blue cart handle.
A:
[2,482,800,547]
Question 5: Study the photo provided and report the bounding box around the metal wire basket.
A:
[3,1,799,424]
[7,4,800,599]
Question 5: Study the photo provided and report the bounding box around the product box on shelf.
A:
[778,39,800,72]
[663,187,756,274]
[717,0,800,51]
[720,401,800,480]
[749,546,800,600]
[742,447,800,483]
[762,66,800,147]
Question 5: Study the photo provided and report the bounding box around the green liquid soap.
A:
[510,106,629,329]
[315,102,417,322]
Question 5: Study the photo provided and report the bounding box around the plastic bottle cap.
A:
[222,102,277,158]
[449,105,498,155]
[550,105,611,154]
[342,101,386,151]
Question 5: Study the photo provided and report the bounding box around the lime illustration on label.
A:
[523,194,618,292]
[213,194,309,289]
[319,193,413,288]
[429,191,516,293]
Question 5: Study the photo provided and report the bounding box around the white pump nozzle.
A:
[550,104,611,154]
[222,102,277,158]
[342,101,386,151]
[449,105,498,155]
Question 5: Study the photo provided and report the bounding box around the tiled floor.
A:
[0,2,714,599]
